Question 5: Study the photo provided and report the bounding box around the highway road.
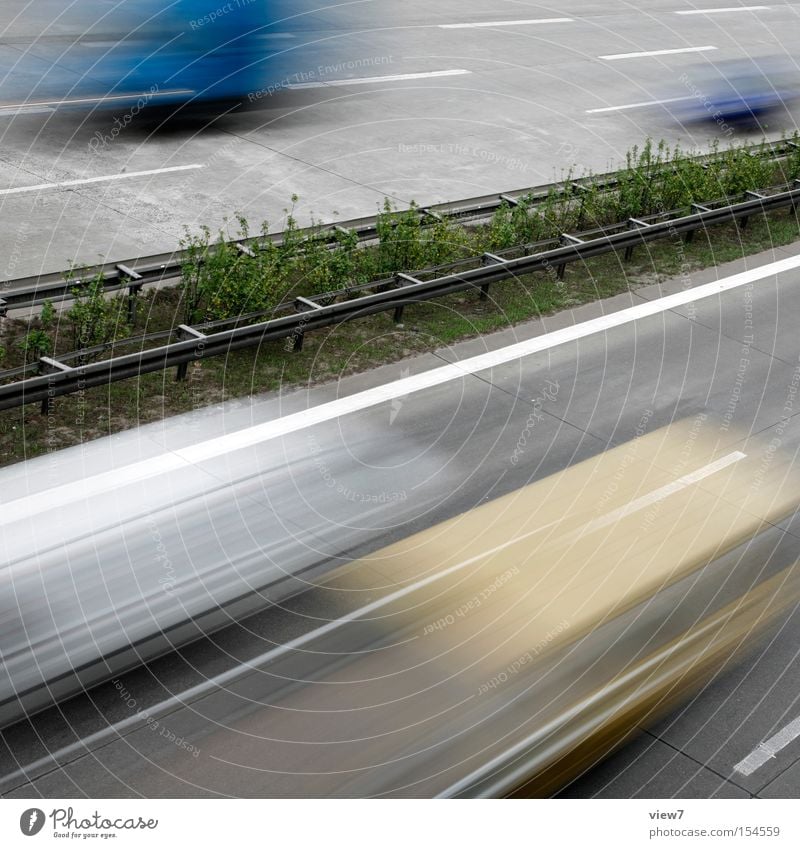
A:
[3,239,800,796]
[2,1,800,278]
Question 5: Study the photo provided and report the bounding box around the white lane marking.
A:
[0,105,57,115]
[569,452,747,542]
[676,6,769,14]
[599,45,716,60]
[0,89,193,113]
[4,251,800,525]
[439,18,574,28]
[586,95,697,113]
[287,69,471,89]
[734,714,800,776]
[0,165,204,197]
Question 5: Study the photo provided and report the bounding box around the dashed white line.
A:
[586,95,697,113]
[0,164,204,197]
[287,69,471,90]
[4,250,800,526]
[569,452,747,543]
[676,6,769,15]
[0,89,193,114]
[0,106,54,115]
[734,714,800,776]
[599,45,716,60]
[439,18,574,29]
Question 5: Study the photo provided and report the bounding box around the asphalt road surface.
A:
[2,239,800,796]
[2,1,800,278]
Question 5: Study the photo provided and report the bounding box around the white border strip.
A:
[439,18,574,29]
[599,45,716,60]
[676,6,769,15]
[0,165,204,197]
[287,69,471,90]
[4,251,800,524]
[586,95,696,114]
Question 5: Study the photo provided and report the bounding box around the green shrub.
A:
[376,199,427,274]
[39,299,56,331]
[66,272,128,353]
[17,329,52,360]
[174,135,799,325]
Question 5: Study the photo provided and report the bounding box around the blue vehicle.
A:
[82,0,272,111]
[2,0,300,115]
[679,57,799,128]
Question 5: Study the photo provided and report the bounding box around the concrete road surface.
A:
[2,1,799,277]
[3,236,800,796]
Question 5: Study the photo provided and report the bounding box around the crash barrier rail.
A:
[2,181,799,413]
[0,181,783,384]
[1,138,799,314]
[0,189,737,383]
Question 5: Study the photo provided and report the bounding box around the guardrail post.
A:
[558,234,583,280]
[686,204,710,244]
[392,274,420,322]
[479,253,505,300]
[127,285,142,325]
[738,192,765,232]
[421,208,444,222]
[37,356,71,415]
[624,218,649,262]
[291,297,324,352]
[117,264,144,326]
[174,325,207,381]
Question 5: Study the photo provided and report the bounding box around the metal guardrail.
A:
[2,184,798,412]
[1,138,797,314]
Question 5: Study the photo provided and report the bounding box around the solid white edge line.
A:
[586,95,697,114]
[676,6,770,15]
[287,69,471,90]
[439,18,574,28]
[600,45,717,60]
[734,714,800,776]
[0,165,204,196]
[4,251,800,524]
